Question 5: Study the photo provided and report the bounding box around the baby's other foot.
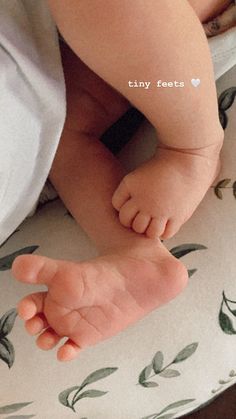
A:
[112,141,222,240]
[12,239,188,361]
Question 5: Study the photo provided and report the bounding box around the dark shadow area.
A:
[182,384,236,418]
[101,107,145,155]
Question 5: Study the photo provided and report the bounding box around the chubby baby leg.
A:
[11,41,188,361]
[46,1,224,241]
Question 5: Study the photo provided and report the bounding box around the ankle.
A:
[98,233,161,259]
[156,123,224,160]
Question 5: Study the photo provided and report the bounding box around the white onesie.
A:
[0,0,66,245]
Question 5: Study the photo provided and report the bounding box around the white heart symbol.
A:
[191,78,201,87]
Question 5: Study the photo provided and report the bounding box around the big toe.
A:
[12,254,58,285]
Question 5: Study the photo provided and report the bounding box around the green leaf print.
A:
[58,367,118,412]
[0,337,15,368]
[141,381,159,388]
[139,364,153,384]
[219,311,236,334]
[158,399,196,415]
[188,269,197,278]
[58,386,80,407]
[0,308,17,338]
[0,246,38,271]
[3,416,35,418]
[218,87,236,111]
[143,412,175,419]
[172,342,198,364]
[152,351,164,373]
[170,244,207,259]
[170,244,207,278]
[212,369,236,394]
[0,402,33,414]
[142,398,195,419]
[79,367,118,389]
[214,178,231,200]
[232,181,236,199]
[73,389,108,404]
[219,110,227,129]
[138,343,198,388]
[219,292,236,334]
[218,87,236,129]
[159,369,180,378]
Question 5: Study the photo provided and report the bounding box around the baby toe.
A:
[36,327,61,350]
[25,313,49,335]
[17,291,47,320]
[112,178,131,210]
[57,339,81,362]
[118,199,139,227]
[160,219,179,240]
[132,212,151,234]
[146,217,167,239]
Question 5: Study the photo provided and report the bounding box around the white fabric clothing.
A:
[0,0,66,245]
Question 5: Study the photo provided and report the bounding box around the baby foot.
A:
[112,142,222,240]
[11,239,188,361]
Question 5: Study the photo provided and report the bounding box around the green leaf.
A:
[219,110,227,129]
[0,246,39,271]
[218,87,236,111]
[58,386,80,407]
[0,402,33,414]
[141,381,159,388]
[139,364,153,384]
[142,414,175,419]
[170,244,207,259]
[159,369,180,378]
[0,337,15,368]
[0,308,18,337]
[158,399,196,415]
[73,389,107,405]
[152,351,164,373]
[79,367,118,390]
[216,178,231,188]
[214,179,231,200]
[218,379,228,384]
[214,187,223,199]
[229,370,236,377]
[172,342,198,364]
[219,310,236,334]
[142,413,158,419]
[3,416,35,418]
[188,269,197,278]
[232,181,236,199]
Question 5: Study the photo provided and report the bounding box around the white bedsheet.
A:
[0,0,66,245]
[209,26,236,80]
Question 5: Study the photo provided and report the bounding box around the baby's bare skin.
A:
[112,142,222,239]
[11,0,230,361]
[13,241,187,361]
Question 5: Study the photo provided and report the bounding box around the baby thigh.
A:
[47,0,221,149]
[59,40,130,137]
